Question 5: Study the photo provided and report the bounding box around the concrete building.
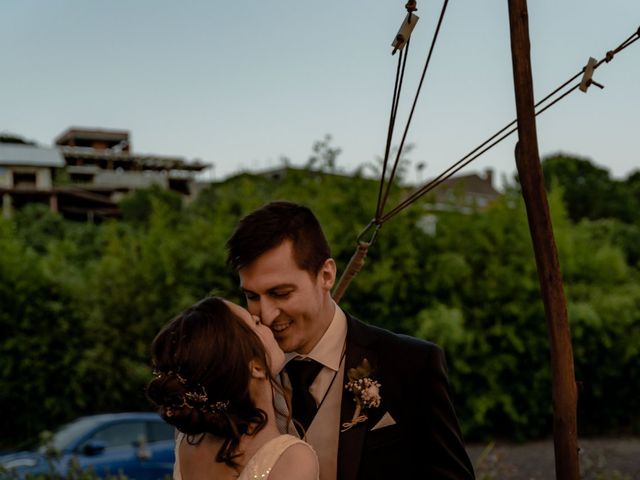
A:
[0,143,66,218]
[0,127,209,221]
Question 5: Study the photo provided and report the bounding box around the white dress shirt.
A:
[282,302,347,480]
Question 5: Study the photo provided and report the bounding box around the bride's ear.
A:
[249,360,267,379]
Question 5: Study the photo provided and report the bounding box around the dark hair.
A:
[226,201,331,273]
[146,297,277,466]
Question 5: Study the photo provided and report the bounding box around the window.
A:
[147,421,174,442]
[86,421,146,449]
[50,417,99,452]
[69,172,95,184]
[168,178,189,195]
[12,171,37,188]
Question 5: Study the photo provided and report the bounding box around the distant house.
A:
[414,169,500,236]
[223,165,500,211]
[0,143,64,191]
[0,127,209,221]
[216,165,501,238]
[425,169,500,213]
[218,165,501,222]
[0,143,69,218]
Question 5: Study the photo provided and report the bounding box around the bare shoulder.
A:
[178,435,220,480]
[268,442,318,480]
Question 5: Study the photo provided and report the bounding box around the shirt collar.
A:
[284,301,347,372]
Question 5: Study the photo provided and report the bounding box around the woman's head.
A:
[146,297,284,464]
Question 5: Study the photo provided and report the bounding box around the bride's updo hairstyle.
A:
[146,296,272,465]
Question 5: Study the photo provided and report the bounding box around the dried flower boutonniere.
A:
[341,358,381,432]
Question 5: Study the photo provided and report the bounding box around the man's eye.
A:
[245,293,258,301]
[271,291,291,298]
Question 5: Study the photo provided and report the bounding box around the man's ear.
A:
[318,258,337,291]
[249,360,267,379]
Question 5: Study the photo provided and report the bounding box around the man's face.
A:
[224,300,286,376]
[238,240,336,355]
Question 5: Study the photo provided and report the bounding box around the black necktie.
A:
[285,359,323,435]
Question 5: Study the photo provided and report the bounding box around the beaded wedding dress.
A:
[174,433,318,480]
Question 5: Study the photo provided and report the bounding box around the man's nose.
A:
[259,298,280,326]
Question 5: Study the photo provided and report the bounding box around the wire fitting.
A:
[392,12,420,54]
[579,57,604,92]
[356,219,381,246]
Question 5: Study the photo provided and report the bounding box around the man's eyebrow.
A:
[240,284,297,295]
[267,284,296,292]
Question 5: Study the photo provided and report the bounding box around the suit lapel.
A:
[337,316,378,480]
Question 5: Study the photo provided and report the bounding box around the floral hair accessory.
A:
[152,369,187,385]
[341,358,381,432]
[153,369,229,416]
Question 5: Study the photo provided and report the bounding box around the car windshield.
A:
[39,417,101,453]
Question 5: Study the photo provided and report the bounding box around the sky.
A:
[1,1,639,187]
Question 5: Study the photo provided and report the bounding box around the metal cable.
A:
[380,84,582,222]
[376,0,450,222]
[335,25,639,302]
[378,28,639,223]
[376,40,411,219]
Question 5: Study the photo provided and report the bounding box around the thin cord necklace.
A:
[311,339,347,420]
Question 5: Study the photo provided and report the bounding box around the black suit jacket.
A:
[336,314,475,480]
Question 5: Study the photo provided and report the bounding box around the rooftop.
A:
[436,170,498,197]
[55,127,129,146]
[0,144,65,168]
[60,146,209,171]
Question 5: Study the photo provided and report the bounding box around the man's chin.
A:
[275,335,300,354]
[277,341,297,354]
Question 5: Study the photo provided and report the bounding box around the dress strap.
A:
[173,431,185,480]
[240,434,318,480]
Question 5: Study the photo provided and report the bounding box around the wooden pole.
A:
[506,1,580,479]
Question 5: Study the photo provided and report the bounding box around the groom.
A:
[226,201,475,480]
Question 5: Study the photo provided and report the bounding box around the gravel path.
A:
[467,437,640,479]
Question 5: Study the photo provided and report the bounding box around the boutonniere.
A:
[341,358,381,432]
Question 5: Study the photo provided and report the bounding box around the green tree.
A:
[2,138,640,447]
[542,155,639,223]
[0,220,86,447]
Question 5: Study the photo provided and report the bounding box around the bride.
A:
[147,297,318,480]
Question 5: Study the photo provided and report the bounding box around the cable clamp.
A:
[391,12,420,55]
[579,57,604,92]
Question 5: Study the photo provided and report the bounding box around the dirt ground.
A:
[467,437,640,479]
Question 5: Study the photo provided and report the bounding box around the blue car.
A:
[0,412,175,479]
